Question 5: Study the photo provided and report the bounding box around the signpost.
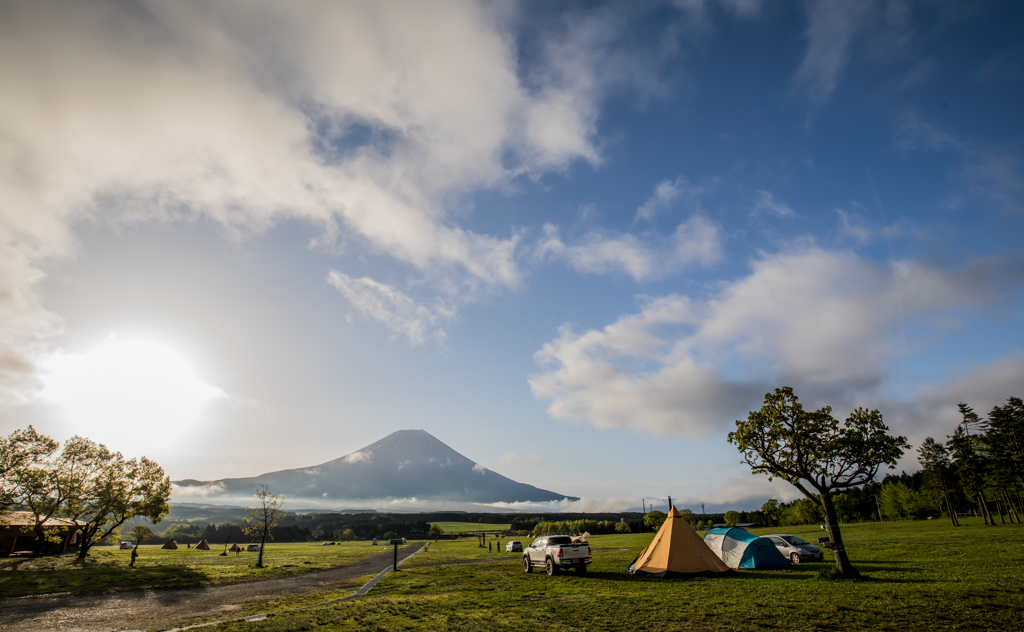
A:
[388,539,403,571]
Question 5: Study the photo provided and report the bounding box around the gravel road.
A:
[0,542,426,632]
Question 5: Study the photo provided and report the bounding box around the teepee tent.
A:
[228,543,241,552]
[194,539,211,550]
[627,506,730,576]
[703,528,791,569]
[161,539,178,550]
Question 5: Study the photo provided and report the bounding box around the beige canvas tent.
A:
[194,539,211,550]
[627,506,730,576]
[161,539,178,550]
[228,543,241,552]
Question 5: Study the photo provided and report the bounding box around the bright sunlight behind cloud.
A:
[39,337,225,454]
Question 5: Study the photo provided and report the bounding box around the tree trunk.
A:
[819,491,857,578]
[1002,489,1020,524]
[943,488,958,526]
[977,492,991,525]
[940,478,958,527]
[257,532,266,567]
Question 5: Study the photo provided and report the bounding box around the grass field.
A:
[429,521,511,534]
[203,518,1023,631]
[0,540,389,598]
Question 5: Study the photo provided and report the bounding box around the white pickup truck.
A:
[523,535,592,576]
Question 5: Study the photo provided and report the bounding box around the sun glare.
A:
[39,337,225,454]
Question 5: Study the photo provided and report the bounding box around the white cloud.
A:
[327,271,455,345]
[497,452,520,466]
[894,112,966,152]
[497,451,544,468]
[836,208,874,245]
[752,190,797,218]
[538,215,720,282]
[794,0,874,107]
[530,248,1024,438]
[472,463,487,475]
[343,450,372,464]
[635,176,704,223]
[171,482,227,499]
[0,0,640,402]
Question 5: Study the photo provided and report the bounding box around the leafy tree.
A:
[678,508,695,524]
[879,480,923,519]
[428,524,444,541]
[949,405,994,525]
[723,510,740,527]
[64,439,171,560]
[695,520,705,531]
[614,520,631,533]
[728,387,908,578]
[127,524,154,546]
[643,510,667,531]
[760,498,782,527]
[918,437,959,526]
[983,397,1024,523]
[0,426,58,513]
[243,485,286,568]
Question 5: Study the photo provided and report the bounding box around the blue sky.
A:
[1,0,1022,512]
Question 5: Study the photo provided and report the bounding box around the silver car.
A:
[505,540,523,552]
[766,534,823,563]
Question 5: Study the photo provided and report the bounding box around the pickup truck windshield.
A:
[547,536,572,545]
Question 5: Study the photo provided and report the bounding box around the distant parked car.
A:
[506,540,523,552]
[119,541,133,550]
[766,534,823,564]
[246,544,261,552]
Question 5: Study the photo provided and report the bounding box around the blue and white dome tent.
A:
[702,528,791,569]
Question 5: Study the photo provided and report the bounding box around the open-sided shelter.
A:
[161,539,178,549]
[703,528,791,569]
[194,539,211,550]
[627,506,730,576]
[0,512,79,557]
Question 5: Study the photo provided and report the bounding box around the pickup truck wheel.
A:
[545,558,557,576]
[523,556,533,573]
[576,564,587,576]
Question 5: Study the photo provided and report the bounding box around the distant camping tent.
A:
[703,528,791,569]
[627,506,730,576]
[228,543,241,552]
[161,539,178,550]
[194,539,211,550]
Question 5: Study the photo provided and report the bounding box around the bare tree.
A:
[242,485,286,568]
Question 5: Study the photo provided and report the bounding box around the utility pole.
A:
[642,499,646,514]
[701,503,706,523]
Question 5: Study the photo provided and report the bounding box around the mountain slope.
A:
[175,429,575,503]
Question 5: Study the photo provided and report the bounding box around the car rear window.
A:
[547,536,572,545]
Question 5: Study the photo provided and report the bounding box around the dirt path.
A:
[0,542,425,632]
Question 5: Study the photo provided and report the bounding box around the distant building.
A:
[0,512,80,557]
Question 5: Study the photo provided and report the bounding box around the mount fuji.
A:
[174,429,576,505]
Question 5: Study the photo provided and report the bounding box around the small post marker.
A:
[389,539,403,571]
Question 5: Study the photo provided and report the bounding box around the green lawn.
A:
[204,518,1024,631]
[429,521,511,534]
[0,540,389,598]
